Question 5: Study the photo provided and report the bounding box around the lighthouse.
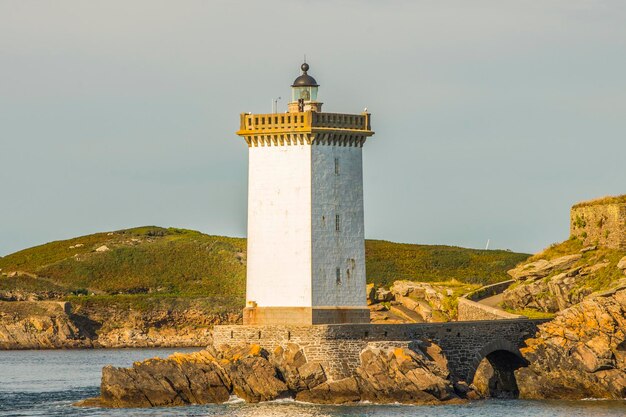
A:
[236,63,374,325]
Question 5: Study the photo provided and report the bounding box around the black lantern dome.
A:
[291,63,319,87]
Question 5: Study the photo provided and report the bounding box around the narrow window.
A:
[336,268,341,285]
[335,214,340,232]
[334,157,339,175]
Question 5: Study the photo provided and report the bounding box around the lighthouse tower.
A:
[236,63,374,325]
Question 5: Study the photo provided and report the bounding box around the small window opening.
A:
[335,214,340,232]
[336,268,341,285]
[334,157,339,175]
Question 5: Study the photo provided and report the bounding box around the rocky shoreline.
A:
[74,282,626,407]
[515,286,626,399]
[0,300,240,349]
[78,341,473,408]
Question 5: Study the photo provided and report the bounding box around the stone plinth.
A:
[212,320,545,382]
[243,307,370,325]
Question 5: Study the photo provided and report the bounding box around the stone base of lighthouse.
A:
[243,306,370,325]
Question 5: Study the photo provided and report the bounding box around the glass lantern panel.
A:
[292,86,317,102]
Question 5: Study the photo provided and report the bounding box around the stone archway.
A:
[469,339,528,398]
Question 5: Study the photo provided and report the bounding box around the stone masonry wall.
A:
[570,202,626,250]
[212,320,544,382]
[457,298,524,321]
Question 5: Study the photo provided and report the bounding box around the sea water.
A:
[0,349,624,417]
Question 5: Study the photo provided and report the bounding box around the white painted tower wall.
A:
[246,143,366,309]
[246,144,312,307]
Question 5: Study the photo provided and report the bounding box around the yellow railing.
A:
[239,112,370,133]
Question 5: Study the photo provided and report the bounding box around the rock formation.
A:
[0,300,240,349]
[503,249,625,313]
[0,301,89,349]
[84,341,470,407]
[367,280,467,323]
[515,287,626,399]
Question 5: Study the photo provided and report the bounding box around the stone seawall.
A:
[212,320,544,382]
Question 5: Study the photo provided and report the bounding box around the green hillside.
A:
[365,240,529,288]
[0,226,530,308]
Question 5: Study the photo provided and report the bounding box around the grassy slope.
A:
[365,240,529,288]
[526,236,626,294]
[503,237,625,318]
[0,226,530,309]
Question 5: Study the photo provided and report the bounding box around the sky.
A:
[1,0,625,256]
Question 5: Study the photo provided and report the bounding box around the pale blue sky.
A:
[1,0,625,256]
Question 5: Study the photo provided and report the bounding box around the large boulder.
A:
[212,344,289,403]
[97,344,290,407]
[225,356,289,402]
[502,278,560,312]
[295,377,361,404]
[100,350,231,407]
[507,254,582,281]
[356,347,456,403]
[269,343,326,391]
[516,287,626,399]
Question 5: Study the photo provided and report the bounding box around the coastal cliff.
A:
[0,299,240,349]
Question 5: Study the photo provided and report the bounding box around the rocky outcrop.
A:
[502,253,621,313]
[269,343,327,391]
[506,255,582,281]
[100,351,231,407]
[515,287,626,399]
[0,300,241,349]
[0,301,90,349]
[85,341,468,407]
[94,344,288,407]
[220,344,289,402]
[296,345,459,404]
[367,280,458,323]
